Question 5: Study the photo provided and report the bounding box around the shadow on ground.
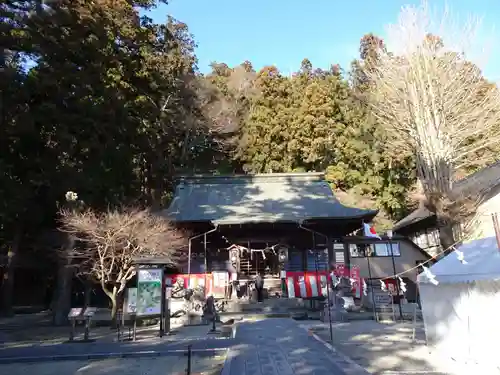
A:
[225,317,366,375]
[303,320,457,374]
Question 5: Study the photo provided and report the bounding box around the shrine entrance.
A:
[237,242,280,279]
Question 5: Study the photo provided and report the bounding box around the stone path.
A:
[0,354,226,375]
[0,321,236,364]
[223,318,369,375]
[303,320,460,375]
[0,337,232,363]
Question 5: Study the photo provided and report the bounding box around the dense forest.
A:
[1,0,499,316]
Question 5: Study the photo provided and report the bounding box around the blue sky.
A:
[148,0,500,79]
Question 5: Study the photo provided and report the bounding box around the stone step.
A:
[224,297,307,313]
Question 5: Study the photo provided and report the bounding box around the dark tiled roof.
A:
[393,206,434,232]
[163,172,378,224]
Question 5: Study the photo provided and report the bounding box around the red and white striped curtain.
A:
[285,271,329,298]
[285,265,361,298]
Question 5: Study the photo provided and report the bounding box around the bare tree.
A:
[59,207,187,318]
[363,1,500,250]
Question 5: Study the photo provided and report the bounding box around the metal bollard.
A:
[132,313,137,341]
[211,312,217,332]
[69,318,76,341]
[186,344,192,375]
[117,312,122,341]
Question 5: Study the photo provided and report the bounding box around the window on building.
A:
[370,242,400,256]
[428,229,440,247]
[349,243,365,257]
[286,249,304,271]
[306,249,329,271]
[348,242,400,257]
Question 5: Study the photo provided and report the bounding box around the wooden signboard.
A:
[83,307,97,317]
[68,308,83,319]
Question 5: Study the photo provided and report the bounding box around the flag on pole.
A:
[363,222,381,239]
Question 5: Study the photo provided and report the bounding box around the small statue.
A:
[203,295,216,322]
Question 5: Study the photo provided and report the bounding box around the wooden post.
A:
[492,213,500,251]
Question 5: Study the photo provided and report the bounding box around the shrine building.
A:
[162,172,428,301]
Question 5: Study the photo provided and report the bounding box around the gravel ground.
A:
[301,320,473,375]
[0,353,225,375]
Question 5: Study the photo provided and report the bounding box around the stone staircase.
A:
[224,296,308,315]
[173,278,424,324]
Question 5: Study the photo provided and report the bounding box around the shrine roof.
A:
[162,172,378,225]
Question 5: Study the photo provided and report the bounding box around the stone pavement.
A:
[302,320,458,375]
[0,354,226,375]
[0,322,235,363]
[223,318,369,375]
[0,338,230,363]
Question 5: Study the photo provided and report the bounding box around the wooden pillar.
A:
[327,237,334,268]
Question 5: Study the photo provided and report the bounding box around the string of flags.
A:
[362,222,469,286]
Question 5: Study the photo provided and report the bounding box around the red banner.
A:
[350,266,361,298]
[165,273,228,299]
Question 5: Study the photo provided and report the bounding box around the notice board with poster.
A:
[136,268,163,316]
[125,287,137,314]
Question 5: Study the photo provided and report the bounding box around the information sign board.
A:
[68,308,83,319]
[83,307,97,317]
[126,287,137,314]
[137,268,163,316]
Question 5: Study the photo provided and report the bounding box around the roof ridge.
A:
[177,172,326,184]
[453,159,500,187]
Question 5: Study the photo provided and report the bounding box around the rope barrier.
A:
[379,211,500,280]
[380,238,463,281]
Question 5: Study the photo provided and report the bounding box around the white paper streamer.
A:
[380,279,387,291]
[422,265,439,285]
[398,276,407,293]
[455,249,467,264]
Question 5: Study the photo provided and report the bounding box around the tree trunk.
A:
[110,294,118,328]
[52,236,75,326]
[438,220,455,255]
[83,280,91,310]
[0,224,22,316]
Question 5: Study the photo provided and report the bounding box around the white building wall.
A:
[469,185,500,240]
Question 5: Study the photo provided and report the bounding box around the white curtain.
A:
[420,283,471,360]
[421,280,500,371]
[467,280,500,369]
